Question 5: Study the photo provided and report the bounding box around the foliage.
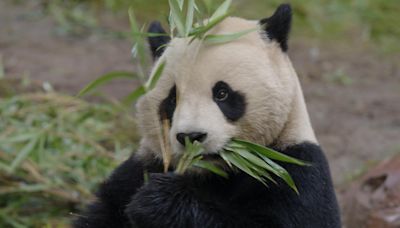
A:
[0,93,136,227]
[36,0,399,52]
[178,138,309,193]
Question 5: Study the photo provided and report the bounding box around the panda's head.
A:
[136,4,317,163]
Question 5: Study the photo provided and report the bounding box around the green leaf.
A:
[130,31,169,38]
[169,0,186,37]
[129,8,147,68]
[259,155,299,194]
[194,160,228,178]
[145,61,166,91]
[77,72,137,97]
[224,146,268,168]
[219,151,233,168]
[10,137,38,173]
[204,28,257,44]
[122,85,146,105]
[232,139,310,166]
[177,0,184,9]
[225,147,276,184]
[185,0,195,36]
[1,133,36,143]
[190,13,229,37]
[220,150,267,185]
[210,0,232,21]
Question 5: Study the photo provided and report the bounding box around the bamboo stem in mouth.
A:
[160,114,172,173]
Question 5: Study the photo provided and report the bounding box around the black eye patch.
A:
[212,81,246,122]
[159,85,176,122]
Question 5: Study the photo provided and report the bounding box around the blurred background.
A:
[0,0,399,227]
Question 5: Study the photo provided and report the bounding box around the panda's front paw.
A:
[125,172,194,227]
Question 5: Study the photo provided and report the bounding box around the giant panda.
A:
[74,4,341,228]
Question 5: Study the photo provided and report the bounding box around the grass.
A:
[23,0,400,53]
[0,91,137,227]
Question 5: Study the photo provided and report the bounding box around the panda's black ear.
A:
[259,4,292,52]
[148,21,170,60]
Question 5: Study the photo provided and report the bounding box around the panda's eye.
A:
[215,88,229,101]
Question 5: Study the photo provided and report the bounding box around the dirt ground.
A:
[1,0,399,203]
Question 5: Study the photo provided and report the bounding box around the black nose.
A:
[176,132,207,146]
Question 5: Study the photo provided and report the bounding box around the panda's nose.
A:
[176,132,207,146]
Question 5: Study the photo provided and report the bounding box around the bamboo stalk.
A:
[160,116,172,173]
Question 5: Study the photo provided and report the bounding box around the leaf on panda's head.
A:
[79,0,245,103]
[204,28,257,44]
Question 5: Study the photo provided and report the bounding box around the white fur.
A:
[135,17,317,162]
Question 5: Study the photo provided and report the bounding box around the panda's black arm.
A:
[73,156,162,228]
[126,173,258,228]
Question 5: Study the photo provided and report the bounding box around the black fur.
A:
[158,85,177,122]
[148,21,170,59]
[212,81,246,122]
[73,155,163,228]
[260,4,292,52]
[73,142,341,228]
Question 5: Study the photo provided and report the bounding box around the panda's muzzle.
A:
[176,132,208,146]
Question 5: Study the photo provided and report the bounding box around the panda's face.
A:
[136,16,298,162]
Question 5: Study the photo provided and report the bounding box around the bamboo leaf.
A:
[129,8,147,68]
[10,137,38,173]
[77,72,137,97]
[224,146,267,168]
[190,13,229,37]
[232,139,310,166]
[1,133,36,143]
[210,0,231,21]
[220,150,267,185]
[145,61,166,91]
[193,160,228,178]
[259,154,299,194]
[185,0,195,36]
[219,151,233,168]
[204,28,257,44]
[130,31,170,37]
[169,0,186,37]
[225,147,276,184]
[122,85,146,105]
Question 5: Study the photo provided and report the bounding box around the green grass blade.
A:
[145,61,166,91]
[1,133,37,143]
[210,0,232,21]
[130,32,170,37]
[129,8,147,68]
[193,160,228,178]
[185,0,195,36]
[177,0,184,9]
[190,13,229,37]
[169,0,186,37]
[204,28,257,44]
[122,85,146,105]
[77,72,137,97]
[232,139,310,166]
[10,137,38,173]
